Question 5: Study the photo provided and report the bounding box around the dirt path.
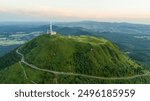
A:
[19,61,37,84]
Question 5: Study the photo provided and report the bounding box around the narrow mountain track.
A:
[19,61,28,79]
[16,49,150,80]
[19,61,37,84]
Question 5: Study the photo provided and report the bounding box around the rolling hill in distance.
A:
[0,34,150,84]
[56,21,150,35]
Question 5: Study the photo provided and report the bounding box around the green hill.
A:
[0,34,150,84]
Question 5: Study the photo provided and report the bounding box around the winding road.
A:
[16,49,150,80]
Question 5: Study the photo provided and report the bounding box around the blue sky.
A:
[0,0,150,24]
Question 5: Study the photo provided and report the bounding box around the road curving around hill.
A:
[16,48,150,81]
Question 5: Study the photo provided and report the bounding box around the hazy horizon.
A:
[1,20,150,26]
[0,0,150,24]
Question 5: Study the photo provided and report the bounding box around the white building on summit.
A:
[47,22,56,35]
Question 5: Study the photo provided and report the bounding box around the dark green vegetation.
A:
[0,49,20,70]
[0,34,149,84]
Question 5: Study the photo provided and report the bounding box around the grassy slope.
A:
[0,63,30,84]
[20,34,143,77]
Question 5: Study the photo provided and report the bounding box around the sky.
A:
[0,0,150,24]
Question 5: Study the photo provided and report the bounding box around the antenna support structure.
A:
[47,21,56,35]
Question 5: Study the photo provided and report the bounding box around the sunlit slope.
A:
[0,63,30,84]
[20,34,143,77]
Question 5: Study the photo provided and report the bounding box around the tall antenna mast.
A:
[47,19,56,36]
[50,21,53,34]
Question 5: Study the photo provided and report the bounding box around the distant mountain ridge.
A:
[1,21,150,34]
[56,21,150,35]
